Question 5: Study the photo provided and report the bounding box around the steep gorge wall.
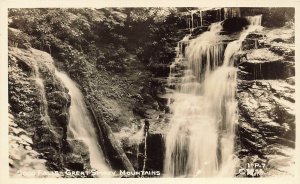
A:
[8,8,183,134]
[8,8,183,176]
[8,45,91,176]
[236,24,295,176]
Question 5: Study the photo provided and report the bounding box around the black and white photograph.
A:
[3,2,298,181]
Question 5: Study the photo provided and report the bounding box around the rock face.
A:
[240,8,294,28]
[236,25,295,176]
[8,46,91,177]
[112,17,296,177]
[222,17,250,34]
[9,112,49,177]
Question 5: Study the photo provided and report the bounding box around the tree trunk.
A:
[86,101,135,173]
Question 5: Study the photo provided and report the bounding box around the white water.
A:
[164,15,262,177]
[55,71,110,174]
[32,62,52,126]
[200,10,203,27]
[190,11,194,33]
[187,22,224,81]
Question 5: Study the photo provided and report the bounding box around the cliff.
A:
[8,45,91,177]
[237,24,295,176]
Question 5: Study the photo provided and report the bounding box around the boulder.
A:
[238,60,294,80]
[64,140,91,171]
[48,91,71,109]
[242,33,267,50]
[222,17,250,34]
[237,79,295,176]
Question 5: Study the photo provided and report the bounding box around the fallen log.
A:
[86,101,135,173]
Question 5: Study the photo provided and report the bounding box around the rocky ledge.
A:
[8,45,91,177]
[236,24,295,177]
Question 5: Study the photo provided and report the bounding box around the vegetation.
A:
[8,8,185,130]
[9,8,183,74]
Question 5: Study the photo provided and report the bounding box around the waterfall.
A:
[164,15,262,177]
[246,15,262,26]
[186,22,224,82]
[223,15,263,67]
[32,62,52,127]
[55,71,110,175]
[190,11,194,33]
[200,10,203,27]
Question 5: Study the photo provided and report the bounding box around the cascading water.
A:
[55,71,110,175]
[32,62,52,127]
[164,15,262,177]
[200,10,203,27]
[187,22,224,82]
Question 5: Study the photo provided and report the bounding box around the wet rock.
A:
[48,91,71,109]
[271,38,285,43]
[33,126,61,150]
[144,133,165,172]
[237,79,295,176]
[237,122,267,155]
[191,26,208,37]
[64,140,90,171]
[144,109,158,119]
[240,8,294,28]
[148,63,170,77]
[57,112,69,127]
[121,131,165,173]
[151,77,167,88]
[269,45,294,56]
[19,134,33,145]
[286,77,295,85]
[238,46,295,80]
[155,96,169,111]
[264,148,295,176]
[269,44,295,60]
[152,78,168,86]
[247,33,265,39]
[222,17,250,34]
[242,33,267,50]
[133,105,156,118]
[238,60,294,80]
[10,126,27,135]
[25,145,33,150]
[16,59,33,75]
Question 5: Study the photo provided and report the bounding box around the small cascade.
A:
[246,15,262,26]
[186,22,224,82]
[190,11,194,33]
[55,71,110,175]
[223,15,263,67]
[200,10,203,27]
[252,62,263,80]
[164,15,263,177]
[32,63,51,127]
[129,124,145,171]
[164,22,225,177]
[223,8,241,19]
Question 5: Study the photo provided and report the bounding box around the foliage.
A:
[123,9,183,66]
[240,8,295,28]
[8,28,32,49]
[9,8,182,76]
